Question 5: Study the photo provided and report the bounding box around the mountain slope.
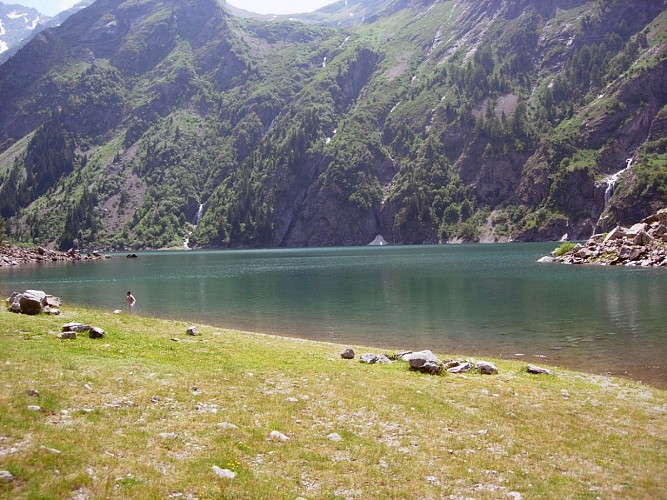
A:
[0,0,665,250]
[0,1,94,64]
[0,2,48,57]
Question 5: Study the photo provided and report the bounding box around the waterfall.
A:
[604,158,633,206]
[193,204,204,225]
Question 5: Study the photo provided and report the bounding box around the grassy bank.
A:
[1,306,666,499]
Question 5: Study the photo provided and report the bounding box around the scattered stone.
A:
[217,422,238,430]
[268,430,290,442]
[360,353,379,364]
[448,362,473,374]
[507,492,523,500]
[405,350,443,375]
[526,365,552,375]
[58,331,77,340]
[340,348,355,359]
[286,397,299,402]
[327,433,343,442]
[62,323,92,333]
[0,470,15,483]
[89,327,105,339]
[211,466,236,479]
[44,307,61,316]
[27,405,41,412]
[376,354,392,365]
[40,446,62,455]
[476,361,498,375]
[159,433,178,439]
[186,326,200,336]
[426,476,441,485]
[25,389,39,397]
[113,309,122,315]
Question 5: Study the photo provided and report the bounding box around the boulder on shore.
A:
[6,290,61,315]
[405,350,443,375]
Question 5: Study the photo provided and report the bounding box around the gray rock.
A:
[45,295,62,308]
[186,326,200,336]
[19,290,46,315]
[603,226,627,243]
[217,422,238,430]
[360,353,379,364]
[62,323,89,333]
[376,354,392,365]
[0,470,15,483]
[58,331,77,340]
[268,430,290,442]
[634,230,653,246]
[211,466,236,479]
[27,405,41,412]
[537,256,556,263]
[448,362,473,374]
[89,327,105,339]
[25,389,39,397]
[340,348,355,359]
[405,350,443,375]
[476,361,498,375]
[526,364,552,375]
[327,433,343,442]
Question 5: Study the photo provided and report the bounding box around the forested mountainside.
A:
[0,0,665,250]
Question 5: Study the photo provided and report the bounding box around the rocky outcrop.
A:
[545,209,667,267]
[0,244,110,267]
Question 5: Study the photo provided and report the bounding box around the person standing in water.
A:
[126,291,136,309]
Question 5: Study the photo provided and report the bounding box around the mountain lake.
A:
[2,243,666,388]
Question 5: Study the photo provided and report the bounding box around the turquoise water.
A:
[2,243,666,387]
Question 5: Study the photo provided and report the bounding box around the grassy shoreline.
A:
[1,306,666,498]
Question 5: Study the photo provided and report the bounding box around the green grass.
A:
[0,306,665,498]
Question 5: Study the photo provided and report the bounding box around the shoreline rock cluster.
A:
[0,244,110,267]
[6,290,62,315]
[542,209,667,267]
[341,348,551,377]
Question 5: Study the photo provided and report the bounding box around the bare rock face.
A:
[545,209,667,267]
